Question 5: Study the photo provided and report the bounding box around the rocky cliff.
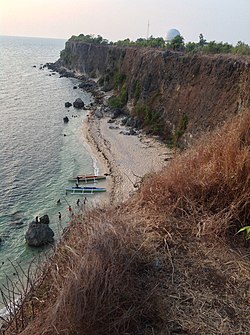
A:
[59,41,250,144]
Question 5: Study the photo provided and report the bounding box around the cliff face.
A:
[60,41,250,143]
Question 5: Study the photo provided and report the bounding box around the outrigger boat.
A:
[68,175,107,183]
[65,186,106,194]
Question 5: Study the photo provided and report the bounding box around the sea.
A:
[0,35,103,314]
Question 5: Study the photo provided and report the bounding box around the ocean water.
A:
[0,36,102,306]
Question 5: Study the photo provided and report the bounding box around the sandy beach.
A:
[84,108,173,205]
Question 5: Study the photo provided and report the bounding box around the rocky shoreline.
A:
[45,61,173,205]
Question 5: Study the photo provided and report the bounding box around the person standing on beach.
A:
[68,205,74,217]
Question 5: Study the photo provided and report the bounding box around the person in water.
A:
[77,199,80,206]
[58,212,61,220]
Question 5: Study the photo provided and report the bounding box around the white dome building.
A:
[166,28,181,42]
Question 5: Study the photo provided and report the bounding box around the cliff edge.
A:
[59,41,250,144]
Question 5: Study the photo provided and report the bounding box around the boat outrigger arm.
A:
[65,186,106,194]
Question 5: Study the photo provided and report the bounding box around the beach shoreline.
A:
[83,102,173,206]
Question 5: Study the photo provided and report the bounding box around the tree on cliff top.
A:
[69,34,109,44]
[167,35,185,51]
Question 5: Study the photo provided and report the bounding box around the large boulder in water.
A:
[25,220,54,247]
[73,98,85,109]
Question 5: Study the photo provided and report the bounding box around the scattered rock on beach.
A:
[119,128,137,136]
[125,116,142,129]
[111,108,123,119]
[95,107,104,119]
[107,119,116,123]
[78,79,98,92]
[120,117,128,126]
[63,116,69,123]
[73,98,85,109]
[109,125,119,130]
[129,128,137,136]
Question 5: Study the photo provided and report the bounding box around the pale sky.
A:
[0,0,249,45]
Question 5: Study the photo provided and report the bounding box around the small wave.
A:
[0,305,9,321]
[92,156,99,176]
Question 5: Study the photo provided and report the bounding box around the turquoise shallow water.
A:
[0,36,102,308]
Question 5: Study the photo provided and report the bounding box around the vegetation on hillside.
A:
[68,33,250,55]
[139,110,250,237]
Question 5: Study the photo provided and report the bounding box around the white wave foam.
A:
[92,156,99,176]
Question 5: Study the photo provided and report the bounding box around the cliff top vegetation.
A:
[69,33,250,55]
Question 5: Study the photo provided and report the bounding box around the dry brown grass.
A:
[138,110,250,238]
[7,110,250,335]
[18,208,162,335]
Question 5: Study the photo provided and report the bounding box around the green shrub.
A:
[173,115,189,147]
[69,34,109,44]
[114,73,126,90]
[108,83,128,108]
[60,49,72,65]
[233,41,250,55]
[133,103,165,136]
[134,80,142,102]
[108,96,124,108]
